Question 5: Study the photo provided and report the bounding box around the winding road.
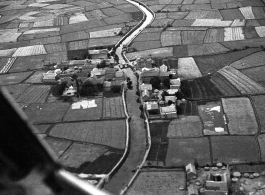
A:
[104,0,155,194]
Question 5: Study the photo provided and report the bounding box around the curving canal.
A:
[104,0,155,194]
[114,0,155,65]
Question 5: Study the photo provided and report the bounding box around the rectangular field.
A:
[222,97,258,135]
[49,120,126,149]
[63,98,103,121]
[198,101,228,135]
[167,116,203,138]
[211,136,259,164]
[59,143,109,171]
[102,97,125,118]
[127,170,186,195]
[16,85,51,103]
[251,95,265,133]
[166,137,211,167]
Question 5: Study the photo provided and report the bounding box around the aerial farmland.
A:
[1,0,265,194]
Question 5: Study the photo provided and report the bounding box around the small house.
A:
[186,163,197,180]
[140,83,152,91]
[167,89,178,95]
[142,90,150,102]
[160,105,177,118]
[204,172,228,195]
[43,71,57,83]
[170,78,181,89]
[145,101,159,116]
[160,64,168,72]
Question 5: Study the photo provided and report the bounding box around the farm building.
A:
[160,64,168,72]
[145,101,159,116]
[140,83,152,91]
[170,78,181,89]
[160,105,177,119]
[186,163,197,180]
[142,90,150,102]
[204,172,228,195]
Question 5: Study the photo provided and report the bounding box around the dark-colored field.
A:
[147,121,170,163]
[81,149,123,174]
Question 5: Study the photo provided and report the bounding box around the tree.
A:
[96,60,107,69]
[80,80,98,96]
[162,78,170,89]
[52,81,68,97]
[150,76,161,89]
[111,85,121,93]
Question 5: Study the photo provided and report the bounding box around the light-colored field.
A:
[127,170,186,195]
[222,97,258,134]
[167,116,203,138]
[12,45,47,57]
[49,120,126,149]
[178,57,202,78]
[224,27,244,41]
[161,30,182,46]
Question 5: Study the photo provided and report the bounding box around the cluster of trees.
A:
[149,77,171,89]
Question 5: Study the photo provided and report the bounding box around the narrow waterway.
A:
[104,0,154,194]
[115,0,155,64]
